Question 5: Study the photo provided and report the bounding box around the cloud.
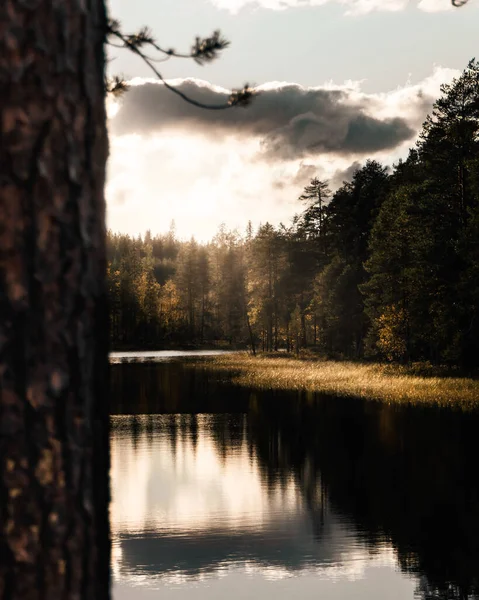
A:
[417,0,454,11]
[106,67,458,240]
[206,0,453,15]
[330,161,363,188]
[110,79,418,161]
[293,163,318,185]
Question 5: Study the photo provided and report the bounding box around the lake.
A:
[110,352,479,600]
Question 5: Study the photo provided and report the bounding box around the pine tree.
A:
[0,2,110,597]
[298,178,331,242]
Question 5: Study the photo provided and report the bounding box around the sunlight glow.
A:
[106,68,456,241]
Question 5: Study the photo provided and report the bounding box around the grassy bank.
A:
[195,353,479,409]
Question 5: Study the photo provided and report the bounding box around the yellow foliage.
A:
[160,280,181,326]
[377,305,408,361]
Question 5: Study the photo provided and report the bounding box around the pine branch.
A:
[105,75,129,97]
[106,20,256,110]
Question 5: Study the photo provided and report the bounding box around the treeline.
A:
[108,59,479,368]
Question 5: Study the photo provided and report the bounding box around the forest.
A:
[108,59,479,369]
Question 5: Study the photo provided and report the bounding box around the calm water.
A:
[110,355,479,600]
[110,350,236,363]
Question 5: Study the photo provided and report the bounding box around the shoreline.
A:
[190,353,479,410]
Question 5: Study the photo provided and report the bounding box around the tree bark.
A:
[0,1,110,599]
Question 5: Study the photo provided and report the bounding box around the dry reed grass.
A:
[195,353,479,409]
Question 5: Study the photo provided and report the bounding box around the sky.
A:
[106,0,478,240]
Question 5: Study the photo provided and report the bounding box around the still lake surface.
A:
[110,351,479,600]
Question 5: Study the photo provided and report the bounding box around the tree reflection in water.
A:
[111,360,479,599]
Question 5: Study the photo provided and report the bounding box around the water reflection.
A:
[111,361,479,600]
[110,349,234,364]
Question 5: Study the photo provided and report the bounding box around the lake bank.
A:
[191,353,479,409]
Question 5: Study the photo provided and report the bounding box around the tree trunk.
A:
[0,2,110,599]
[188,285,195,338]
[301,310,307,348]
[201,289,205,343]
[245,310,256,356]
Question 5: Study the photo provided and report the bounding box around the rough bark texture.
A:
[0,1,110,598]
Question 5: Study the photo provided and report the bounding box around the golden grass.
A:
[194,353,479,409]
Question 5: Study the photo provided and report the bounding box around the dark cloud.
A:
[110,79,418,160]
[271,163,317,191]
[330,161,362,189]
[293,163,317,185]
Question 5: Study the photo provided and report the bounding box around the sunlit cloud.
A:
[106,66,458,240]
[206,0,453,15]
